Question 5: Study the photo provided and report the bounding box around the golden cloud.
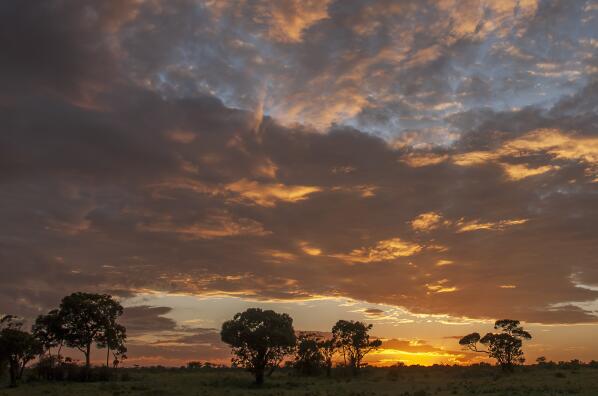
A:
[401,153,449,167]
[452,129,598,180]
[138,212,270,240]
[456,218,528,233]
[331,237,422,264]
[254,0,331,43]
[500,163,558,180]
[410,211,446,232]
[300,242,322,256]
[225,179,322,207]
[331,184,377,198]
[426,279,458,294]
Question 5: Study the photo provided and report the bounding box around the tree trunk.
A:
[9,360,17,387]
[351,357,359,376]
[18,361,26,380]
[255,369,264,385]
[326,363,331,377]
[106,346,110,367]
[85,343,91,368]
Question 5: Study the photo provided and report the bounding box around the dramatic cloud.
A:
[1,0,597,366]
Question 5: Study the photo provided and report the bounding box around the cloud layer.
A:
[1,0,597,341]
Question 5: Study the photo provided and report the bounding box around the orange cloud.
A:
[426,279,459,294]
[332,237,422,264]
[225,179,322,206]
[456,218,528,233]
[138,212,270,240]
[500,163,558,180]
[259,0,330,42]
[452,129,598,180]
[410,212,446,232]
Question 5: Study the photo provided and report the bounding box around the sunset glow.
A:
[1,0,597,369]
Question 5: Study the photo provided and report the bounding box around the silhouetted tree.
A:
[32,309,64,358]
[332,320,381,376]
[220,308,296,385]
[0,316,43,387]
[318,337,337,377]
[459,319,532,371]
[58,292,124,369]
[187,361,202,369]
[97,322,127,367]
[293,333,324,375]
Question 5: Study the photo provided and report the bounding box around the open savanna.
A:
[1,366,598,396]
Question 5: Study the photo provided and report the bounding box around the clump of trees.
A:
[293,332,325,376]
[55,292,127,369]
[0,292,127,387]
[221,308,382,384]
[459,319,532,371]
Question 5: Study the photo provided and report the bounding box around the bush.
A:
[35,355,62,380]
[33,357,117,382]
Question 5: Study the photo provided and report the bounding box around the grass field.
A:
[1,366,597,396]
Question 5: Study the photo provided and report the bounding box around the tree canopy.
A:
[293,332,325,376]
[332,320,381,375]
[0,316,42,387]
[58,292,125,368]
[32,309,64,357]
[221,308,296,385]
[459,319,532,370]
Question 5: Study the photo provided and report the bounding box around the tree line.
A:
[220,308,382,384]
[1,292,534,388]
[219,308,533,385]
[0,292,126,387]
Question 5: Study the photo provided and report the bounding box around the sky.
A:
[1,0,597,367]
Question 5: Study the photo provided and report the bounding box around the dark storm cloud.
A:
[1,0,597,330]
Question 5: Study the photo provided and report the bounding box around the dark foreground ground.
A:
[1,365,597,396]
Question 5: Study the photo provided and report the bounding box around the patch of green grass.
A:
[1,366,597,395]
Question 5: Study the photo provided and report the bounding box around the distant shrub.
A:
[187,361,202,369]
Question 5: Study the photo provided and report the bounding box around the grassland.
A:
[1,365,597,396]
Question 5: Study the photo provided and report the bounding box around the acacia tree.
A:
[220,308,296,385]
[459,319,532,371]
[0,316,43,387]
[58,292,125,369]
[332,320,381,376]
[293,333,325,375]
[32,309,64,358]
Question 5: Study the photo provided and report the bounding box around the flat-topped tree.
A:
[459,319,532,371]
[59,292,124,369]
[221,308,296,385]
